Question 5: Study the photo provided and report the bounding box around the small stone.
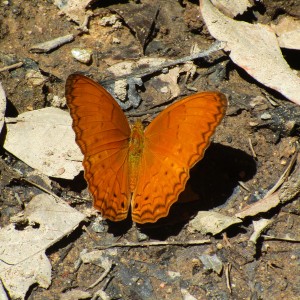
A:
[260,112,272,120]
[114,79,127,101]
[160,86,168,93]
[112,37,120,44]
[99,15,119,26]
[51,95,66,108]
[26,69,47,86]
[249,96,265,107]
[216,243,223,250]
[249,121,258,126]
[71,48,92,64]
[91,216,105,233]
[137,231,148,242]
[280,158,287,165]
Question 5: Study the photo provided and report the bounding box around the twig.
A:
[83,225,100,242]
[101,41,225,84]
[261,235,300,242]
[30,34,74,53]
[88,261,113,289]
[264,151,298,198]
[21,178,59,199]
[225,263,232,294]
[0,62,23,72]
[279,152,300,203]
[248,137,257,158]
[91,277,113,300]
[222,233,232,247]
[238,181,250,192]
[95,239,211,249]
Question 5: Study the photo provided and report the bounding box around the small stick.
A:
[95,239,211,249]
[261,235,300,242]
[91,277,113,300]
[264,151,298,198]
[30,34,74,53]
[0,62,23,72]
[101,41,225,84]
[222,232,232,247]
[238,181,250,192]
[225,263,232,294]
[88,261,113,289]
[21,178,59,199]
[248,137,257,158]
[83,225,100,242]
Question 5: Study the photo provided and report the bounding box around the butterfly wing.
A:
[66,74,131,221]
[131,92,227,223]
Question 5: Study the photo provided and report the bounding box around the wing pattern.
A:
[66,74,131,221]
[132,92,227,223]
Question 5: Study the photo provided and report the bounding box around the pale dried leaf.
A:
[271,16,300,50]
[200,0,300,105]
[188,211,242,235]
[0,194,85,299]
[107,57,168,77]
[154,67,181,100]
[199,254,223,275]
[4,107,83,179]
[80,250,115,268]
[211,0,253,17]
[250,218,273,244]
[235,193,280,219]
[54,0,93,24]
[0,82,6,134]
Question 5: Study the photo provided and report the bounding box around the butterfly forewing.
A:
[131,92,227,223]
[66,74,131,221]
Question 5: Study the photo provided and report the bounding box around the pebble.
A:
[260,112,272,120]
[71,48,92,64]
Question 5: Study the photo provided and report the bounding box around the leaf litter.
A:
[200,0,300,105]
[4,107,83,180]
[0,193,85,299]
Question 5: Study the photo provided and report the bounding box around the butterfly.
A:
[66,74,227,223]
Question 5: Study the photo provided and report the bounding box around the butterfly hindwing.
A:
[131,92,227,223]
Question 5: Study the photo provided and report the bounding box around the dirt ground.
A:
[0,1,300,299]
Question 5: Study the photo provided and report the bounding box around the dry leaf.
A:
[200,0,300,105]
[211,0,253,17]
[235,193,280,219]
[0,194,85,300]
[271,16,300,50]
[150,67,181,104]
[113,3,159,51]
[54,0,93,24]
[107,57,169,77]
[188,211,242,235]
[4,107,83,179]
[199,254,223,275]
[249,218,273,244]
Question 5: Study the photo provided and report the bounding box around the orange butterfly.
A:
[66,74,227,223]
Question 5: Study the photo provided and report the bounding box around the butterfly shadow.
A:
[134,143,257,240]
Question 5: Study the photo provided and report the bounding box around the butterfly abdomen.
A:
[128,120,145,192]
